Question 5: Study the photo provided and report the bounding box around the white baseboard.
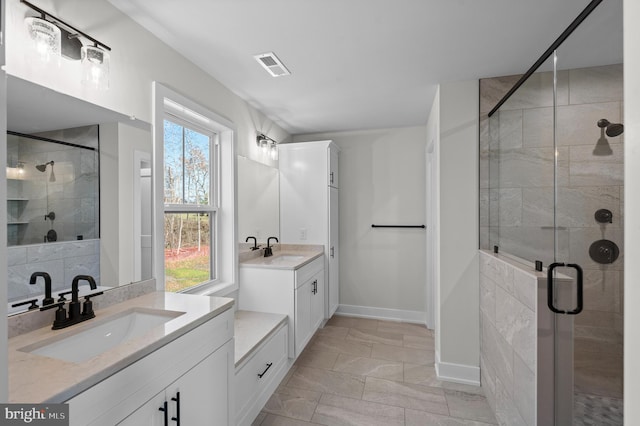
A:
[435,351,480,386]
[335,304,427,325]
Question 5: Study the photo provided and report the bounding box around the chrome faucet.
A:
[245,236,260,251]
[264,237,278,257]
[30,272,54,306]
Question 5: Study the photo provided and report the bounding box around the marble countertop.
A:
[239,244,324,270]
[8,291,234,403]
[234,310,288,368]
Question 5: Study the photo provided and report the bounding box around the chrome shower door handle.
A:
[547,262,583,315]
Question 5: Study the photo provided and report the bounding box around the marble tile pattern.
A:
[255,315,498,426]
[479,64,624,400]
[7,239,100,302]
[479,251,538,426]
[7,126,99,246]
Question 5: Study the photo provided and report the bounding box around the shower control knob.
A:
[589,239,619,264]
[594,209,613,224]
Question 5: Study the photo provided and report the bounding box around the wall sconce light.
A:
[22,0,112,89]
[24,16,61,64]
[82,44,110,90]
[256,133,278,160]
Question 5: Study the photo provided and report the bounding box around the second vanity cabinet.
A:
[66,307,234,426]
[239,255,324,358]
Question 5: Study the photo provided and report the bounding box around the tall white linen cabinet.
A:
[279,140,340,319]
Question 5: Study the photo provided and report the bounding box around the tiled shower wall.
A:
[479,64,624,399]
[7,239,100,303]
[7,125,99,246]
[480,251,540,426]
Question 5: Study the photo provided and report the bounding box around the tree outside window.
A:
[163,118,216,292]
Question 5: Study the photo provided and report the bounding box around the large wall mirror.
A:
[237,155,279,244]
[6,75,153,315]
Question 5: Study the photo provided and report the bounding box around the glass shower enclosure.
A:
[480,0,623,424]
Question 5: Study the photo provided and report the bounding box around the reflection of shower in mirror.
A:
[35,160,56,182]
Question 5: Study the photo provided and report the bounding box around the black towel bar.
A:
[371,224,426,229]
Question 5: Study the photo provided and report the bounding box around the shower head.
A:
[35,161,54,172]
[606,123,624,137]
[597,119,624,137]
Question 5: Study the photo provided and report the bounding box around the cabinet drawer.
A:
[295,256,324,288]
[235,324,288,419]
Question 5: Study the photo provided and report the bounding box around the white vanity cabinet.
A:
[119,346,230,425]
[66,308,234,426]
[239,255,325,358]
[279,140,340,319]
[235,322,288,426]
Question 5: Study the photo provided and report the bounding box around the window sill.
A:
[183,281,238,298]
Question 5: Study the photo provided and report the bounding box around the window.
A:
[163,118,218,292]
[153,83,237,296]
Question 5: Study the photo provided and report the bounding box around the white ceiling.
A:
[108,0,623,135]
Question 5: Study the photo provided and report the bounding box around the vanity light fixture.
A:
[256,133,279,160]
[81,44,110,90]
[21,0,112,89]
[24,15,61,64]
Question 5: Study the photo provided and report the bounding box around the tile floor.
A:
[252,316,498,426]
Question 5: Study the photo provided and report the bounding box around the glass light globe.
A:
[81,45,110,90]
[25,17,61,64]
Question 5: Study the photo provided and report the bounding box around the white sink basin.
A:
[22,308,184,363]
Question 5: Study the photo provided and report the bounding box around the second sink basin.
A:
[22,308,184,363]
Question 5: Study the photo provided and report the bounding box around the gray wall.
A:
[293,127,427,319]
[437,80,480,380]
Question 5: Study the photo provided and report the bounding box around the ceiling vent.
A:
[254,52,291,77]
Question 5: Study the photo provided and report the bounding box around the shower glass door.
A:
[553,3,624,424]
[481,1,623,424]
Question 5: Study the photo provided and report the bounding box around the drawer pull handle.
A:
[159,401,168,425]
[258,362,273,378]
[171,391,180,425]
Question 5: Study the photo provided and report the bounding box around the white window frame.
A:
[163,115,219,287]
[153,83,237,296]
